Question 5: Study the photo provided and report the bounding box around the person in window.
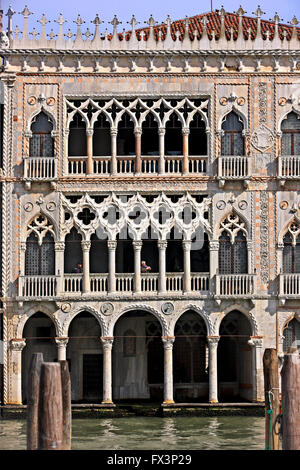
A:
[75,263,83,273]
[141,260,151,272]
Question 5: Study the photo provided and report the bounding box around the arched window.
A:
[30,112,54,157]
[25,232,55,275]
[93,113,111,156]
[283,222,300,273]
[117,113,135,156]
[189,113,207,156]
[218,214,248,274]
[283,318,300,353]
[221,111,244,156]
[141,113,159,155]
[68,112,86,156]
[165,112,183,156]
[64,228,82,273]
[281,112,300,156]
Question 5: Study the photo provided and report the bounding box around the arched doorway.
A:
[22,312,56,403]
[113,310,163,401]
[218,310,252,401]
[174,311,208,401]
[67,311,102,402]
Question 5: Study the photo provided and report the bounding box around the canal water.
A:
[0,416,265,450]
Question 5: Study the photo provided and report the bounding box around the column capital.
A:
[182,240,192,251]
[55,337,69,349]
[63,128,70,137]
[81,240,91,251]
[20,241,27,252]
[110,128,118,136]
[248,336,263,348]
[101,336,114,349]
[209,240,219,251]
[158,127,166,136]
[277,242,284,250]
[132,240,143,250]
[162,336,175,349]
[107,240,117,250]
[86,128,94,136]
[10,339,26,351]
[182,127,190,135]
[134,127,142,136]
[207,336,220,345]
[158,240,168,250]
[55,241,65,252]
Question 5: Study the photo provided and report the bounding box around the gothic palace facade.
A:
[0,6,300,405]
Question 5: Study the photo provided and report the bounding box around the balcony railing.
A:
[218,156,251,186]
[24,156,58,183]
[19,275,58,298]
[191,273,210,292]
[141,273,159,292]
[216,274,256,298]
[278,156,300,181]
[279,273,300,298]
[64,274,82,293]
[67,155,208,176]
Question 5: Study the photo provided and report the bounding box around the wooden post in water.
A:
[59,360,72,450]
[38,363,63,450]
[27,353,44,450]
[263,348,280,450]
[281,349,300,450]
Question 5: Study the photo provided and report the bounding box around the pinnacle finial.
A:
[109,15,122,32]
[55,13,67,26]
[290,15,299,26]
[219,5,226,17]
[127,15,140,30]
[253,5,265,18]
[92,14,104,26]
[235,6,246,16]
[20,5,33,17]
[271,12,282,24]
[145,14,157,28]
[73,14,85,27]
[38,14,50,27]
[6,6,15,18]
[165,15,172,27]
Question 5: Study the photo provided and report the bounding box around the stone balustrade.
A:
[216,274,256,298]
[279,273,300,297]
[24,156,58,181]
[18,275,58,298]
[278,156,300,184]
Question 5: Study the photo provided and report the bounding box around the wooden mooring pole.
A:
[263,348,280,450]
[281,350,300,450]
[27,353,44,450]
[59,360,72,450]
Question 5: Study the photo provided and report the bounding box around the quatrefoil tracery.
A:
[284,219,300,245]
[219,213,247,244]
[26,214,55,245]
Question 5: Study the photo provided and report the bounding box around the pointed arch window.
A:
[283,318,300,353]
[141,113,159,156]
[283,221,300,273]
[68,112,87,156]
[93,113,111,156]
[25,232,55,275]
[117,113,135,156]
[218,214,248,274]
[30,112,54,157]
[189,113,207,156]
[281,112,300,156]
[221,111,244,156]
[165,112,183,156]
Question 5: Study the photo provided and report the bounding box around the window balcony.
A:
[217,156,251,188]
[279,273,300,303]
[67,155,208,176]
[23,156,58,189]
[215,274,256,300]
[278,156,300,186]
[18,275,58,299]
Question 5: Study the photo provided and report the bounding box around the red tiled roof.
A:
[124,10,299,41]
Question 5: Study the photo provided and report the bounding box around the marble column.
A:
[248,337,264,402]
[81,240,91,294]
[182,240,192,293]
[162,336,175,404]
[63,128,70,175]
[19,242,27,296]
[55,241,65,295]
[207,336,220,403]
[133,241,142,293]
[182,127,190,174]
[107,240,117,294]
[110,128,118,175]
[158,127,165,174]
[10,339,26,405]
[86,128,94,175]
[135,127,142,174]
[158,240,167,293]
[55,337,69,361]
[101,337,114,404]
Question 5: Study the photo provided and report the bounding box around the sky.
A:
[1,0,300,33]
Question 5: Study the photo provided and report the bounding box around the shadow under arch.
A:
[112,309,164,402]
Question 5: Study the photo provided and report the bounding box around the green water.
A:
[0,417,265,450]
